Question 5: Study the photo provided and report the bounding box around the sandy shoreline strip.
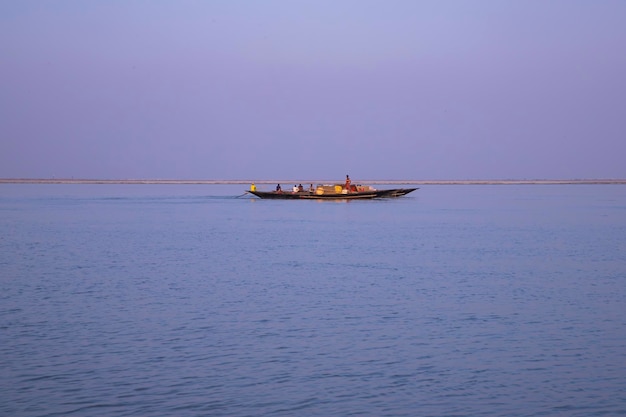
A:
[1,178,625,185]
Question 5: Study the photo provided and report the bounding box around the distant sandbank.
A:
[1,179,625,185]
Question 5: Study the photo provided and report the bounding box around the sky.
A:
[1,1,625,180]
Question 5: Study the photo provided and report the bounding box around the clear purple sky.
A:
[2,1,625,180]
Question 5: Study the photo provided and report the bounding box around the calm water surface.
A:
[1,184,625,416]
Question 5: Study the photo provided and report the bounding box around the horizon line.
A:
[1,178,625,185]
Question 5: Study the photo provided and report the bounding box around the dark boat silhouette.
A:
[246,182,417,200]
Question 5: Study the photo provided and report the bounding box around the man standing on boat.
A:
[345,175,351,192]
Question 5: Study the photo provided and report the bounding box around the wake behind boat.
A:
[246,177,417,200]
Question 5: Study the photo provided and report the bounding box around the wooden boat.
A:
[246,183,418,200]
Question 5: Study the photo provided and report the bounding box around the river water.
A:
[1,184,625,416]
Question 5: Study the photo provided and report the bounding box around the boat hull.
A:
[246,188,417,200]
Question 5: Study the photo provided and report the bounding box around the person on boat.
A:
[309,184,314,192]
[345,175,351,191]
[298,184,304,192]
[293,185,299,193]
[276,184,282,192]
[250,183,256,192]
